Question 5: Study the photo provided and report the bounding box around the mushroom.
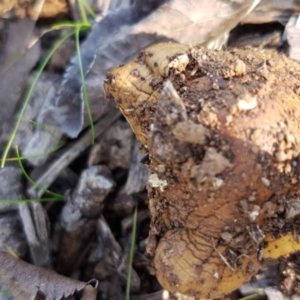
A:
[104,43,300,299]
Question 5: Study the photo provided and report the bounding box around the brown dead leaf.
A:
[0,251,98,300]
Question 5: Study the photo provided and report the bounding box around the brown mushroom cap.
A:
[105,43,300,299]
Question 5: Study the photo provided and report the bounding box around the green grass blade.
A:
[0,198,64,205]
[51,22,80,29]
[126,206,138,300]
[80,0,96,18]
[1,143,65,162]
[240,291,266,300]
[77,0,89,25]
[1,29,75,168]
[0,117,66,163]
[75,26,95,144]
[15,147,64,200]
[51,22,90,31]
[30,120,64,142]
[0,290,11,296]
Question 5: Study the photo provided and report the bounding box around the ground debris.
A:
[55,165,115,273]
[84,216,141,297]
[0,167,27,257]
[3,2,300,300]
[0,251,98,300]
[0,18,40,141]
[13,72,64,166]
[284,14,300,62]
[19,200,52,267]
[88,118,134,170]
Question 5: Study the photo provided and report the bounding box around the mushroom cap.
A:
[105,43,300,298]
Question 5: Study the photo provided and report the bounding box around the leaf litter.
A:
[0,1,300,300]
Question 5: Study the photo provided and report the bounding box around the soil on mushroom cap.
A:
[105,43,300,299]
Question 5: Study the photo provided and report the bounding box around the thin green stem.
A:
[1,30,75,168]
[0,290,11,296]
[240,291,266,300]
[30,120,64,142]
[52,22,90,31]
[15,147,64,200]
[1,143,65,162]
[75,26,95,143]
[0,198,63,205]
[126,206,138,300]
[0,116,65,164]
[81,0,96,18]
[77,0,89,25]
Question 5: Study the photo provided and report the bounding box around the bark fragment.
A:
[55,165,115,274]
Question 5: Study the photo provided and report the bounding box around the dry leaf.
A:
[0,251,98,300]
[48,0,260,138]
